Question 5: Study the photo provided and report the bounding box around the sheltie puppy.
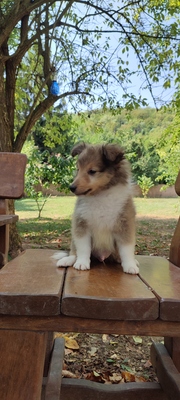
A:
[53,142,139,274]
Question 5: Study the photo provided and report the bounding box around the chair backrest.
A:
[169,170,180,268]
[175,171,180,196]
[0,153,27,199]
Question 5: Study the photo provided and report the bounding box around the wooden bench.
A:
[0,152,180,400]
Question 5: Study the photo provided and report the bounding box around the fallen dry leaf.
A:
[86,371,105,383]
[144,359,152,368]
[62,370,77,379]
[65,337,79,350]
[109,373,122,383]
[135,375,147,382]
[88,347,98,356]
[121,371,136,382]
[133,336,143,344]
[102,334,110,343]
[65,348,73,355]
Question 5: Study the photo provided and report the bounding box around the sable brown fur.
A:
[54,142,139,274]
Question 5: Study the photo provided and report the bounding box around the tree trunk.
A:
[8,199,23,259]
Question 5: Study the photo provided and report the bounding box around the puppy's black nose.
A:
[70,184,76,193]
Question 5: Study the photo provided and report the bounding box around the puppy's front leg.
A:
[118,242,139,275]
[73,234,91,270]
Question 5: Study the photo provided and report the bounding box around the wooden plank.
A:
[164,337,180,372]
[45,338,65,400]
[61,262,158,320]
[0,249,65,316]
[169,217,180,268]
[61,379,167,400]
[137,255,180,321]
[0,214,18,226]
[1,315,180,336]
[0,200,9,265]
[151,342,180,400]
[175,170,180,196]
[0,152,27,199]
[0,329,47,400]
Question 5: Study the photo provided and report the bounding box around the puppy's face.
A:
[70,143,128,196]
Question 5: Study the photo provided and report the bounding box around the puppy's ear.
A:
[71,142,87,157]
[102,144,124,165]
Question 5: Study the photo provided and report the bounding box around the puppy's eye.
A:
[88,169,96,175]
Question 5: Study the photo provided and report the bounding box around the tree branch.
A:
[13,89,89,152]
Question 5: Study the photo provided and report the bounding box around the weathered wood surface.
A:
[61,379,167,400]
[1,315,180,336]
[45,338,65,400]
[0,214,18,226]
[175,171,180,196]
[169,217,180,269]
[151,342,180,400]
[138,256,180,321]
[0,249,65,315]
[62,261,158,320]
[0,329,47,400]
[164,337,180,372]
[0,152,27,198]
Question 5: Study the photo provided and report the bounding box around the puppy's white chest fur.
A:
[75,183,131,229]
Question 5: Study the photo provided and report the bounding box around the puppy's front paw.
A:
[57,255,76,268]
[122,259,139,275]
[73,259,90,271]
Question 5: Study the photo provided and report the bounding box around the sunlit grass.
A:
[15,196,179,256]
[15,196,179,220]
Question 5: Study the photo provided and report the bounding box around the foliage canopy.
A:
[0,0,180,154]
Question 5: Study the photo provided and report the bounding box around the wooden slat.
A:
[45,338,65,400]
[164,337,180,372]
[169,217,180,268]
[137,255,180,321]
[0,315,180,336]
[175,170,180,196]
[0,152,27,199]
[0,249,65,316]
[0,214,18,226]
[0,329,47,400]
[61,379,167,400]
[151,342,180,400]
[61,261,158,320]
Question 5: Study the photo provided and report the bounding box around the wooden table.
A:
[0,249,180,400]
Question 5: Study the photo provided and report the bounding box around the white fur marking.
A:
[57,255,76,268]
[52,251,68,261]
[118,244,139,274]
[73,235,91,270]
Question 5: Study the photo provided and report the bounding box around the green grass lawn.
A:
[15,196,179,219]
[16,196,179,257]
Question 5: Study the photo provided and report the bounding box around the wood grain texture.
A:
[0,249,65,315]
[175,170,180,196]
[164,337,180,372]
[1,315,180,336]
[61,379,167,400]
[151,342,180,400]
[169,217,180,268]
[0,152,27,199]
[45,338,65,400]
[62,261,158,320]
[0,214,18,226]
[0,330,47,400]
[137,255,180,321]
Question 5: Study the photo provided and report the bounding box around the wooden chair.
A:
[0,151,180,400]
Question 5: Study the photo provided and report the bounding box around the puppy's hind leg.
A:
[52,239,77,267]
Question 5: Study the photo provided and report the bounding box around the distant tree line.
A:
[24,106,178,197]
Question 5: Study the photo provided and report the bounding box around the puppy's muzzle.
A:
[69,184,76,193]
